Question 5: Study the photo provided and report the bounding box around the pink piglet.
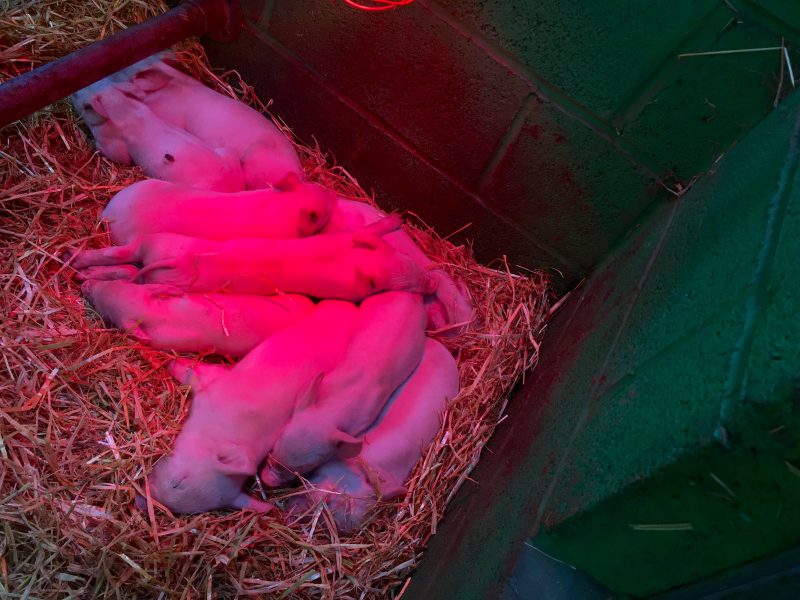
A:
[289,338,459,533]
[141,300,359,514]
[81,278,313,357]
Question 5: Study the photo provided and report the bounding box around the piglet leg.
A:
[75,264,140,282]
[132,258,180,284]
[71,240,142,270]
[359,215,401,238]
[229,493,274,513]
[168,358,230,390]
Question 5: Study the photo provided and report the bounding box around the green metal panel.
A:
[434,0,798,180]
[479,94,661,270]
[531,87,800,596]
[435,0,718,119]
[218,1,799,282]
[618,9,794,179]
[207,3,800,594]
[403,72,800,600]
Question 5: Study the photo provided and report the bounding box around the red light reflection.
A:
[343,0,415,11]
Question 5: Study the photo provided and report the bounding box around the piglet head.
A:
[72,89,109,126]
[354,254,438,299]
[261,373,363,487]
[87,87,135,122]
[286,461,407,535]
[262,425,362,487]
[291,461,374,534]
[145,434,271,514]
[295,183,338,237]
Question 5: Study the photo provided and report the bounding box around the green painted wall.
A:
[529,83,800,596]
[210,1,800,596]
[404,80,800,600]
[217,0,799,286]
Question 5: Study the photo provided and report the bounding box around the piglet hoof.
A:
[80,279,98,297]
[133,493,148,512]
[232,493,274,513]
[260,464,291,489]
[425,299,449,332]
[246,498,274,513]
[423,274,439,296]
[60,248,78,264]
[167,358,195,385]
[285,496,315,523]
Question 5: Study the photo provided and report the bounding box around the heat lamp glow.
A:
[343,0,415,11]
[66,51,473,518]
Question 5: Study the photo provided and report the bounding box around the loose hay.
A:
[0,1,552,598]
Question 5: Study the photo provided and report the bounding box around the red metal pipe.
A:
[0,0,241,130]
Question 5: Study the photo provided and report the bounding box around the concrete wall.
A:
[405,70,800,600]
[209,0,798,288]
[204,1,800,597]
[528,82,800,597]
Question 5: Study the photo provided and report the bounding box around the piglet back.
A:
[362,338,459,474]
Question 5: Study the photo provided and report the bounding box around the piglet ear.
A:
[168,358,228,391]
[89,94,109,118]
[131,68,172,94]
[294,371,324,412]
[332,430,363,459]
[351,234,382,251]
[273,171,302,191]
[215,442,258,475]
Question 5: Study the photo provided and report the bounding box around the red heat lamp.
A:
[343,0,415,11]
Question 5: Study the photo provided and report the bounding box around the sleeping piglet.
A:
[85,86,245,192]
[81,278,313,357]
[72,79,135,165]
[288,338,459,533]
[69,217,436,301]
[141,300,359,514]
[261,291,428,486]
[120,52,302,189]
[324,198,474,336]
[103,175,336,245]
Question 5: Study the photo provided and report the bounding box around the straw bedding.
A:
[0,1,551,597]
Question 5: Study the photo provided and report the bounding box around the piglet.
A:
[70,217,436,301]
[261,291,428,486]
[119,52,302,189]
[103,175,335,245]
[81,278,313,357]
[289,338,459,533]
[324,198,474,336]
[142,300,359,514]
[73,79,134,165]
[84,86,245,192]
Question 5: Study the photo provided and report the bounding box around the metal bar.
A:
[0,0,236,130]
